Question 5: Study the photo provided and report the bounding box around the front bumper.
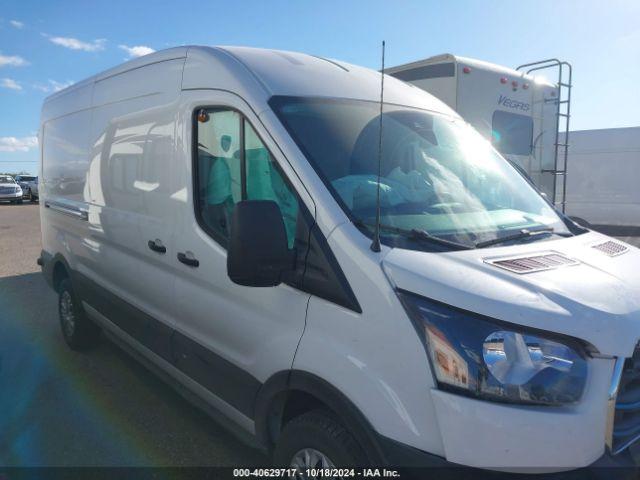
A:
[0,191,22,200]
[379,435,638,479]
[379,355,639,476]
[426,356,620,471]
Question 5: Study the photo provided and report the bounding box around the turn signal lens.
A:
[197,109,210,123]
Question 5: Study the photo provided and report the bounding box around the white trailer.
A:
[564,126,640,231]
[387,55,571,210]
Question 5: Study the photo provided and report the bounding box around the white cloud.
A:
[46,35,106,52]
[33,79,74,93]
[0,78,22,91]
[616,29,640,53]
[10,20,24,29]
[119,44,155,58]
[0,54,28,67]
[0,136,38,152]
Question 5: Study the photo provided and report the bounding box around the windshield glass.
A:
[271,96,570,250]
[18,176,36,182]
[0,176,15,184]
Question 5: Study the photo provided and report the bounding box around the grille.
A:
[613,346,640,454]
[485,252,578,274]
[593,240,629,257]
[0,186,17,194]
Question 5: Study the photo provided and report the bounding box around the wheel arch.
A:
[254,370,387,465]
[43,252,73,292]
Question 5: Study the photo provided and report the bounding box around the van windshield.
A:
[0,176,15,184]
[270,96,571,251]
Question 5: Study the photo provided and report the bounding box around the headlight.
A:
[398,291,588,405]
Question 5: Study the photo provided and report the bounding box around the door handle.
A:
[148,239,166,254]
[177,251,199,267]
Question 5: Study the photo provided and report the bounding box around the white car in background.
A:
[14,175,39,202]
[0,175,23,204]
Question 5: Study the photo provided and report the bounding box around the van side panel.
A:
[41,82,93,123]
[42,110,93,204]
[41,58,185,341]
[40,83,95,274]
[92,59,184,107]
[79,58,184,334]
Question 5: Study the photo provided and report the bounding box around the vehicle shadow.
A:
[0,200,38,207]
[0,272,267,467]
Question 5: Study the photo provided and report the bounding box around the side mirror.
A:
[227,200,292,287]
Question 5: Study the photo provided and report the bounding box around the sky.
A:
[0,0,639,174]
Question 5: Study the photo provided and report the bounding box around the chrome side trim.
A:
[44,200,88,221]
[606,357,626,452]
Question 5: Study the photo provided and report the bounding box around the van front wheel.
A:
[58,278,100,350]
[273,410,368,473]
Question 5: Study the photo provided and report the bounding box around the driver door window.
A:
[195,108,299,249]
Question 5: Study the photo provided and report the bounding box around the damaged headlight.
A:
[398,291,588,405]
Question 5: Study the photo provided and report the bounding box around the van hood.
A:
[382,231,640,357]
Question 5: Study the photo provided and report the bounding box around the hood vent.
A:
[592,240,629,257]
[485,252,578,274]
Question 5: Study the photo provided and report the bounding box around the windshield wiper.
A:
[355,221,475,251]
[474,227,571,248]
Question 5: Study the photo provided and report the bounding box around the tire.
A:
[273,410,368,471]
[58,278,100,350]
[17,199,23,204]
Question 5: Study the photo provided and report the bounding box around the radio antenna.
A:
[370,40,386,253]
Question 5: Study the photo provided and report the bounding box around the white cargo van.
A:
[39,46,640,474]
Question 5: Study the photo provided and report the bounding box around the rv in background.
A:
[564,126,640,232]
[387,55,571,211]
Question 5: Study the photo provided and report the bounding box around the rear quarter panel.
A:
[40,83,94,272]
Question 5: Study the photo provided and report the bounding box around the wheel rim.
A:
[290,448,337,478]
[60,291,76,337]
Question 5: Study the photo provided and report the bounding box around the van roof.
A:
[42,46,459,122]
[43,46,190,103]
